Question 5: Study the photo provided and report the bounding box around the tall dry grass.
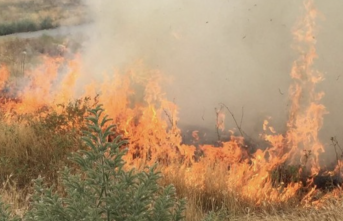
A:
[0,175,28,218]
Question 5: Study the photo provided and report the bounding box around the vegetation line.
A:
[0,17,57,37]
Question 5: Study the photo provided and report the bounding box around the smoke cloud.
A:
[80,0,343,156]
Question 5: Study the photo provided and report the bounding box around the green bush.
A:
[0,23,15,36]
[40,17,55,30]
[14,20,38,33]
[0,20,37,36]
[21,105,185,220]
[0,17,57,36]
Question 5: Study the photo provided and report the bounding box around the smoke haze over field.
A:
[81,0,343,153]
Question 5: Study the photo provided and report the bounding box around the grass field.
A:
[0,0,87,36]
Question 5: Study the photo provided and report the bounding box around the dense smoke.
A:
[80,0,343,159]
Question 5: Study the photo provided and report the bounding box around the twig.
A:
[217,103,255,145]
[163,108,174,126]
[214,107,222,141]
[240,106,244,129]
[218,103,244,137]
[331,136,343,174]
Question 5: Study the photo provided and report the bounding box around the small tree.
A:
[25,105,186,221]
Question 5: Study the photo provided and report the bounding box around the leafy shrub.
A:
[37,98,92,133]
[23,105,186,220]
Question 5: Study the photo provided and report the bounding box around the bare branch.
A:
[214,107,222,142]
[218,103,244,137]
[163,108,174,127]
[331,136,343,174]
[240,106,244,129]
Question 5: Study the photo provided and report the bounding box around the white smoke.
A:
[79,0,343,158]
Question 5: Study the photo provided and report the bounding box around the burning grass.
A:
[0,34,83,78]
[0,56,342,220]
[1,0,343,220]
[0,98,93,187]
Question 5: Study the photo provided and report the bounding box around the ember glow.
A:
[0,0,342,208]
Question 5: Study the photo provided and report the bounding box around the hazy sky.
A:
[80,0,343,149]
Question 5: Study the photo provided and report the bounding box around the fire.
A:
[0,0,340,210]
[286,0,326,176]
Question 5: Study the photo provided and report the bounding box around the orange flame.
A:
[286,0,326,176]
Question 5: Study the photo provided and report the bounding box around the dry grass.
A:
[162,167,343,221]
[0,120,67,187]
[2,156,343,221]
[0,175,28,218]
[237,200,343,221]
[155,160,343,220]
[0,98,92,219]
[0,0,88,35]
